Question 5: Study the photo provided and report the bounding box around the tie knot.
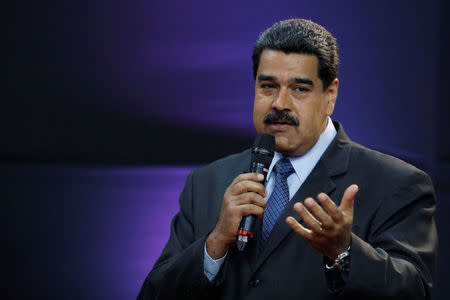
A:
[274,157,295,179]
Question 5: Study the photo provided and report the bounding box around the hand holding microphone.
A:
[206,134,275,258]
[237,134,275,251]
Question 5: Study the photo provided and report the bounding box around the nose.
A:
[272,87,291,111]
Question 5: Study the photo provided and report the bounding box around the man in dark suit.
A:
[138,19,437,299]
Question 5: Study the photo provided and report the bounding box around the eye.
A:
[294,86,309,92]
[293,86,311,94]
[261,83,276,89]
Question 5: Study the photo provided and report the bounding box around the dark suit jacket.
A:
[138,121,437,299]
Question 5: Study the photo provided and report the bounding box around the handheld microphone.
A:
[237,133,275,252]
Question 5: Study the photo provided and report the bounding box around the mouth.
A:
[270,120,293,125]
[267,121,294,131]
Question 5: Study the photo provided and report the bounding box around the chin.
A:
[275,143,293,156]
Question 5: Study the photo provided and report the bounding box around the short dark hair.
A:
[252,19,339,90]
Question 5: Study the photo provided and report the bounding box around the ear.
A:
[325,78,338,116]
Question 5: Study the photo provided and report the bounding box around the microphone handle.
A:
[236,162,269,251]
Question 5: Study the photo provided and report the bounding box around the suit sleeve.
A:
[342,170,437,299]
[137,171,222,300]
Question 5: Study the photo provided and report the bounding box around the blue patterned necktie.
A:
[260,157,295,249]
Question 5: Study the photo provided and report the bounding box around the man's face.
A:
[253,49,338,156]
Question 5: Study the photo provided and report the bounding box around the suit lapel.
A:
[253,121,351,272]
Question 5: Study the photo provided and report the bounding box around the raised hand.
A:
[286,184,359,260]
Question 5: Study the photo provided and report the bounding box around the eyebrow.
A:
[294,77,314,86]
[257,74,276,82]
[257,74,314,87]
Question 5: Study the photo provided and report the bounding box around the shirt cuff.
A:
[203,242,227,282]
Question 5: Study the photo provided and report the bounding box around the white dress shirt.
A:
[204,117,337,282]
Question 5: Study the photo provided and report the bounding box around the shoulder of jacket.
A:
[348,140,429,180]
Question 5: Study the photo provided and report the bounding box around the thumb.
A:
[339,184,359,213]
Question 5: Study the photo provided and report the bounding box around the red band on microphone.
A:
[238,230,254,238]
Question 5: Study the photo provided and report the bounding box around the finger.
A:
[237,203,265,218]
[317,193,342,223]
[231,173,265,186]
[231,180,267,197]
[293,202,323,234]
[235,192,267,208]
[286,216,312,240]
[339,184,359,213]
[304,197,332,228]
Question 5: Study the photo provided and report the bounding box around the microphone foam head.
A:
[251,134,275,168]
[253,134,276,152]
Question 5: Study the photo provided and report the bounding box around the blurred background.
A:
[5,0,449,299]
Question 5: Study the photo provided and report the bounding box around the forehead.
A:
[257,49,320,82]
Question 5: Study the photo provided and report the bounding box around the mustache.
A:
[263,110,299,126]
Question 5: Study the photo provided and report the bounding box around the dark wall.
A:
[6,0,449,169]
[438,0,450,164]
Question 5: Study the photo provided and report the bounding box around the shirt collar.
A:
[266,117,337,183]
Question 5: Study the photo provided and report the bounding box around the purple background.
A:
[6,0,450,299]
[6,165,194,299]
